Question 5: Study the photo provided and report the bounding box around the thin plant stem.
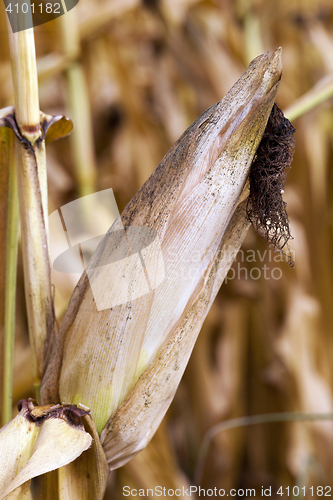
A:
[284,74,333,121]
[243,9,264,64]
[2,129,18,426]
[59,9,97,196]
[6,18,54,399]
[194,412,333,485]
[6,19,40,143]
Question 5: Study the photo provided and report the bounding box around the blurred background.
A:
[1,0,333,497]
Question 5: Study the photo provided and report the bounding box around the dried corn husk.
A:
[0,400,92,499]
[40,49,282,466]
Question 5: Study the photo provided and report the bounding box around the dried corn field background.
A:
[1,0,333,497]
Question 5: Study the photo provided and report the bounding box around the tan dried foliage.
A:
[1,0,333,496]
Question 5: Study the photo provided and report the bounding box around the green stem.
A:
[59,9,97,196]
[194,411,333,485]
[284,74,333,121]
[243,11,264,64]
[2,130,19,426]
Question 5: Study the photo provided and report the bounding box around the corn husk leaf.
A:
[118,419,193,499]
[0,401,92,499]
[41,50,282,441]
[100,198,250,468]
[54,414,109,500]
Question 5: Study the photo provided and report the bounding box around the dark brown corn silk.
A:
[246,103,296,266]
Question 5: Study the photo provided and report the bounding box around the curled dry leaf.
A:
[52,413,109,500]
[40,49,290,467]
[0,109,73,146]
[0,400,92,499]
[40,112,73,146]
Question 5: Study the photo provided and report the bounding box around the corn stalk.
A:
[5,16,55,400]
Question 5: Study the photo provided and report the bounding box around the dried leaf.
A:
[55,414,109,500]
[0,401,92,499]
[40,113,73,145]
[100,199,250,468]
